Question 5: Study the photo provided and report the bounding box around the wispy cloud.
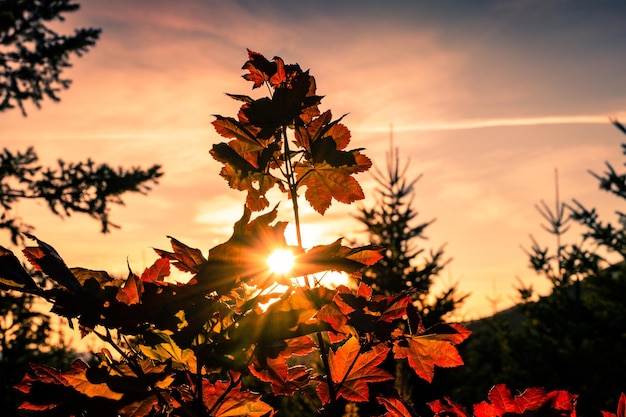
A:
[356,113,626,133]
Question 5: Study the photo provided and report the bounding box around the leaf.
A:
[118,395,159,417]
[250,356,311,396]
[116,271,142,305]
[317,337,392,404]
[242,49,277,89]
[60,360,124,401]
[23,233,81,291]
[473,385,578,417]
[293,239,381,277]
[428,397,469,417]
[392,332,464,383]
[153,236,206,273]
[138,330,197,371]
[202,377,274,417]
[295,160,366,214]
[140,257,170,283]
[377,396,419,417]
[0,245,38,289]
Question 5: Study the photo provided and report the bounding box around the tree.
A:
[435,120,626,416]
[0,2,161,414]
[353,145,466,327]
[0,0,163,243]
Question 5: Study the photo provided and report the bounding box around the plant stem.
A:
[281,125,304,250]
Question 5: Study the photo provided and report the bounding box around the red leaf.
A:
[250,356,311,396]
[377,396,418,417]
[474,385,578,417]
[242,49,276,89]
[141,257,170,283]
[392,332,464,383]
[317,337,392,404]
[428,397,469,417]
[116,272,142,305]
[202,377,274,417]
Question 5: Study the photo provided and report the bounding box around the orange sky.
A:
[3,0,626,319]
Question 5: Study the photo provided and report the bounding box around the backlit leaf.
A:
[202,377,274,417]
[295,160,365,214]
[61,360,124,401]
[153,236,206,273]
[392,332,464,383]
[377,396,418,417]
[318,337,392,404]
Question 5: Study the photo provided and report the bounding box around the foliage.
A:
[353,146,466,327]
[0,49,472,417]
[1,49,624,417]
[434,121,626,416]
[0,0,163,243]
[0,274,78,417]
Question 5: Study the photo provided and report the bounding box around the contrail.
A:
[355,113,626,133]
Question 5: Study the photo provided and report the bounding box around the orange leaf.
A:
[295,161,365,214]
[116,272,142,305]
[393,333,464,383]
[141,257,170,283]
[318,337,392,404]
[250,356,311,396]
[202,378,274,417]
[377,396,418,417]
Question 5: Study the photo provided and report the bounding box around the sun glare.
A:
[266,249,296,275]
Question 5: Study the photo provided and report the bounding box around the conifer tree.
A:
[353,145,466,327]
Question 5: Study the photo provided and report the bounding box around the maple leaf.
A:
[140,257,170,283]
[116,271,142,305]
[202,377,274,417]
[139,330,197,371]
[428,397,470,417]
[392,326,467,382]
[473,384,578,417]
[295,160,367,214]
[153,236,206,274]
[377,396,419,417]
[194,205,288,293]
[242,49,278,89]
[317,337,392,404]
[292,239,383,278]
[250,355,312,396]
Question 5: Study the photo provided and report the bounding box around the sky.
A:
[3,0,626,319]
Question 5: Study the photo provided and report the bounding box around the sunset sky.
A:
[4,0,626,318]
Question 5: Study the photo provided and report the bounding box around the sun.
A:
[266,249,296,275]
